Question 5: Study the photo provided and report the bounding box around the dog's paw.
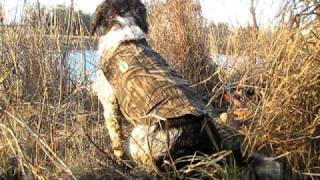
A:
[114,149,125,159]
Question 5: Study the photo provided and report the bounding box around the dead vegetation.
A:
[149,0,320,178]
[0,0,319,179]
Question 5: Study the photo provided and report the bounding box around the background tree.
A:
[282,0,319,30]
[25,4,91,36]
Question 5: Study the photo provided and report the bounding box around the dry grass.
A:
[0,5,131,179]
[149,0,320,178]
[0,0,320,179]
[207,12,320,179]
[148,0,219,98]
[236,27,320,175]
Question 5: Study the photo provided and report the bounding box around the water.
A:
[67,50,246,81]
[68,50,98,81]
[211,53,245,70]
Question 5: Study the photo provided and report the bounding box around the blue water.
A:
[68,50,98,81]
[68,51,247,81]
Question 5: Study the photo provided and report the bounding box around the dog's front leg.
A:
[103,100,125,158]
[93,70,125,159]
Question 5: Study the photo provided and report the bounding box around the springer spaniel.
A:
[90,0,235,175]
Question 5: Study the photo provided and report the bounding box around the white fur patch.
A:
[97,16,146,59]
[126,124,182,165]
[92,70,115,117]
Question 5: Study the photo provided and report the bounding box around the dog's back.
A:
[102,40,208,126]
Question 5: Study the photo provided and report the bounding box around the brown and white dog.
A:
[90,1,287,179]
[90,0,234,175]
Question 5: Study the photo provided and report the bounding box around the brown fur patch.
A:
[90,0,148,36]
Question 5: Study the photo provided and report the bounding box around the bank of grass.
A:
[0,0,319,179]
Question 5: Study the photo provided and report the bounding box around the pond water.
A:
[211,53,245,69]
[68,50,99,81]
[67,50,245,81]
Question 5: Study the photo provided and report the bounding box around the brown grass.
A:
[0,0,320,179]
[0,4,129,179]
[208,14,320,178]
[149,0,320,178]
[148,0,220,98]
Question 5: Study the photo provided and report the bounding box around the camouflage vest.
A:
[101,40,207,126]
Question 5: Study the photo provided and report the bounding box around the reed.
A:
[0,0,319,179]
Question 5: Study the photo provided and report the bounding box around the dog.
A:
[90,0,237,174]
[90,1,288,179]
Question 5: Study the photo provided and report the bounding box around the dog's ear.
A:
[90,1,117,36]
[90,2,105,36]
[129,0,148,33]
[90,3,101,35]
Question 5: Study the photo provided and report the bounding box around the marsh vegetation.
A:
[0,0,319,179]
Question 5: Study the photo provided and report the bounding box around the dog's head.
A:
[90,0,148,36]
